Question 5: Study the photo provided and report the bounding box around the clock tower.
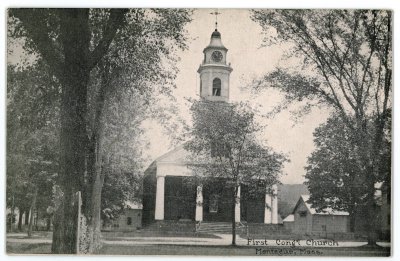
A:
[197,29,233,102]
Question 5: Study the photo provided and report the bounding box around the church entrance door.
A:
[164,176,196,221]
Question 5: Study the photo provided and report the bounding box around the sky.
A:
[142,9,330,184]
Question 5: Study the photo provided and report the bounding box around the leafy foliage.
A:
[305,115,391,211]
[305,116,368,213]
[185,100,287,187]
[7,62,60,230]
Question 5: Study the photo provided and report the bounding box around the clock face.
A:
[211,51,223,62]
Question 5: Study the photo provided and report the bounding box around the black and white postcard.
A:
[5,6,393,258]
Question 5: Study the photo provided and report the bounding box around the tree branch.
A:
[88,9,128,70]
[11,9,64,79]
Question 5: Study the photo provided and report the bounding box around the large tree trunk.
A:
[360,117,387,246]
[51,9,91,254]
[87,162,106,253]
[85,133,106,254]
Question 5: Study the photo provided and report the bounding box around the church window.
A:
[209,195,219,213]
[212,78,221,96]
[127,217,132,225]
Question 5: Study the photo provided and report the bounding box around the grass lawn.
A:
[7,242,52,254]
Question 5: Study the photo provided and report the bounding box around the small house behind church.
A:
[102,203,142,232]
[286,195,350,235]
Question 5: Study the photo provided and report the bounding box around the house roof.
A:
[153,143,187,163]
[283,214,294,222]
[297,195,349,216]
[145,143,190,169]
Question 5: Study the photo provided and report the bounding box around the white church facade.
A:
[142,28,279,227]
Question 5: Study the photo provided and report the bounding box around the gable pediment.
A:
[155,144,191,164]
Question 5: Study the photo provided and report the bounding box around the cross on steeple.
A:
[210,10,221,29]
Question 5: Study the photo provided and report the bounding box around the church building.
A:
[142,27,279,228]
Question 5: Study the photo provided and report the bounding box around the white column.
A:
[235,185,241,223]
[264,193,272,224]
[195,185,203,221]
[271,184,278,224]
[155,175,165,220]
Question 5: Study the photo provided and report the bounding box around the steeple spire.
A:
[210,10,221,30]
[198,14,232,102]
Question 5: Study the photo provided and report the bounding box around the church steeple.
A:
[197,26,233,102]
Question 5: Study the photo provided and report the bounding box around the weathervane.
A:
[210,10,221,29]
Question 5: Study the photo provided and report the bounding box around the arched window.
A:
[212,78,221,96]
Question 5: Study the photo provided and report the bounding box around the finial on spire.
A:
[210,10,221,29]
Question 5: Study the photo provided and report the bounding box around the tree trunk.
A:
[231,185,238,246]
[35,209,39,231]
[83,59,111,254]
[10,194,15,232]
[366,177,378,246]
[364,115,388,246]
[86,135,106,254]
[355,118,381,246]
[51,9,91,254]
[17,210,23,231]
[87,168,106,253]
[28,188,38,237]
[46,216,52,231]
